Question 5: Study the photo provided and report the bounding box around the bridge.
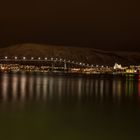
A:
[0,56,93,69]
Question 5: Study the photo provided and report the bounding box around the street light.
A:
[23,57,26,60]
[15,56,17,60]
[5,56,8,59]
[38,57,41,60]
[45,57,47,60]
[31,57,34,60]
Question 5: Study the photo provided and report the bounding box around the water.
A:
[0,73,140,140]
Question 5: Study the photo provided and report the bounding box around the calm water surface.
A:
[0,73,140,140]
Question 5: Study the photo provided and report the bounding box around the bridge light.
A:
[15,56,17,60]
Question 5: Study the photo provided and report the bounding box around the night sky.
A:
[0,0,140,51]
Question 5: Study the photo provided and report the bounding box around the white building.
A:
[114,63,122,69]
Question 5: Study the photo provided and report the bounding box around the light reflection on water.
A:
[0,73,140,104]
[0,73,140,140]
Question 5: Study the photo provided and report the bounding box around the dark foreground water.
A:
[0,73,140,140]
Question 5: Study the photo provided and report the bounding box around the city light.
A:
[0,57,139,75]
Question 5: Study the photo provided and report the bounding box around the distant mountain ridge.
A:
[0,43,139,66]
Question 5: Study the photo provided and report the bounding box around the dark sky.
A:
[0,0,140,51]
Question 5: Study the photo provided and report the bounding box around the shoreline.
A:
[0,71,139,79]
